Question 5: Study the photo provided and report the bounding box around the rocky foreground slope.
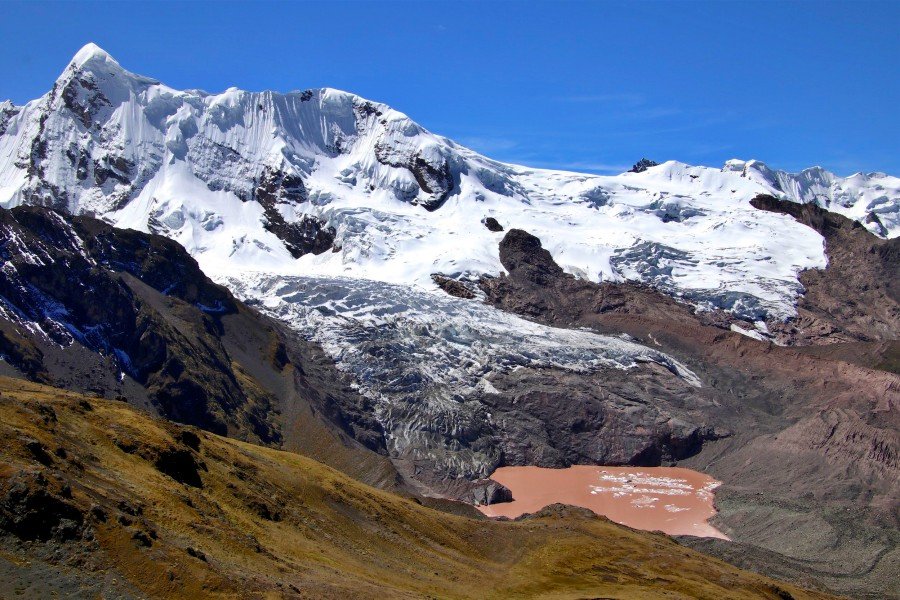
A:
[0,376,834,599]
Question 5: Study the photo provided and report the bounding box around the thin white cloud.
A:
[620,106,683,120]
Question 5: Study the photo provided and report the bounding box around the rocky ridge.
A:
[0,205,402,493]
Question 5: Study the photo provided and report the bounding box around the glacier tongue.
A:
[222,273,701,478]
[0,43,898,326]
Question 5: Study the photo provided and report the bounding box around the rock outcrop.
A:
[482,216,504,232]
[629,158,660,173]
[478,224,899,599]
[0,205,401,494]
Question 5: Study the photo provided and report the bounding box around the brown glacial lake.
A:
[477,465,729,539]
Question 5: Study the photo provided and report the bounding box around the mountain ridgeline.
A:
[0,44,897,599]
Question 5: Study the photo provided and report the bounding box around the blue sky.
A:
[1,1,897,175]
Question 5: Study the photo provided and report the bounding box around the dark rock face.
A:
[483,364,725,469]
[113,422,208,490]
[629,158,659,173]
[408,155,455,211]
[865,211,889,237]
[253,167,335,258]
[0,206,278,442]
[58,72,110,129]
[469,480,513,506]
[0,103,19,137]
[0,326,48,382]
[483,228,690,324]
[498,229,564,284]
[482,217,504,232]
[92,155,133,187]
[354,101,383,120]
[0,208,144,351]
[751,194,900,347]
[153,448,206,488]
[431,274,476,299]
[0,471,86,542]
[374,144,456,211]
[0,208,261,441]
[72,215,237,312]
[0,204,405,496]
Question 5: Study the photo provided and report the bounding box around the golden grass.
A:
[0,376,836,599]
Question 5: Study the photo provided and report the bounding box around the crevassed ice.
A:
[223,273,701,476]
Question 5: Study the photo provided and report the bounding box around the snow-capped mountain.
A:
[722,158,897,237]
[0,47,897,597]
[1,43,898,327]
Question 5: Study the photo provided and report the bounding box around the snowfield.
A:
[0,43,897,327]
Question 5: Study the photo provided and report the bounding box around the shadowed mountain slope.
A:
[0,205,399,492]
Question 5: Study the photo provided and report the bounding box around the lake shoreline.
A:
[477,465,729,540]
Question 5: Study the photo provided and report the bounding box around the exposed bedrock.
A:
[482,365,728,467]
[482,216,504,232]
[0,206,266,441]
[0,205,401,494]
[751,194,900,348]
[430,274,476,299]
[373,143,457,211]
[477,225,899,599]
[252,167,336,258]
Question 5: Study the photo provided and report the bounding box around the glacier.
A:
[223,273,702,477]
[1,44,898,327]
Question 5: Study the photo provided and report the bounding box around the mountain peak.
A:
[53,42,158,105]
[68,42,118,70]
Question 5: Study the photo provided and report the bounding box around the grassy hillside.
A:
[0,376,834,599]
